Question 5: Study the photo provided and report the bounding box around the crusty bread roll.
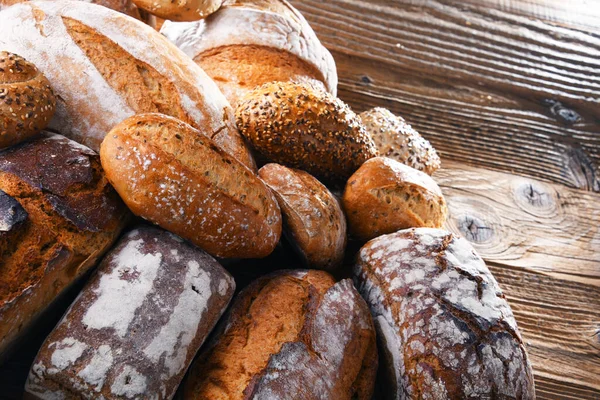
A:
[360,107,441,175]
[0,0,142,17]
[343,157,447,241]
[236,82,378,183]
[101,113,281,259]
[354,228,535,399]
[161,0,337,106]
[0,133,129,361]
[132,0,222,21]
[0,0,255,170]
[184,270,378,400]
[25,226,235,399]
[0,52,55,149]
[258,163,347,271]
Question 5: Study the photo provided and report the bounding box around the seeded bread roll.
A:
[343,157,447,241]
[236,82,378,183]
[132,0,222,21]
[0,1,255,170]
[354,228,535,399]
[360,108,441,175]
[0,52,55,149]
[25,226,236,399]
[101,113,281,259]
[184,270,378,400]
[258,163,346,271]
[0,132,128,361]
[161,0,337,106]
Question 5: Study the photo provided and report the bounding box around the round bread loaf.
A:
[0,0,142,17]
[161,0,337,106]
[100,113,281,259]
[132,0,222,21]
[353,228,535,399]
[360,107,441,175]
[258,163,347,271]
[184,270,378,400]
[236,82,378,183]
[0,51,55,149]
[343,157,447,241]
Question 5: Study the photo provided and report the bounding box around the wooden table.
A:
[288,0,600,398]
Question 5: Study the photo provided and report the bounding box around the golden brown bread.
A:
[100,113,281,259]
[132,0,223,21]
[258,163,347,271]
[343,157,448,241]
[184,270,378,400]
[0,0,143,18]
[236,82,378,183]
[0,52,55,149]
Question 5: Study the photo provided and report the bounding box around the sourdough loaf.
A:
[184,270,378,400]
[0,132,128,361]
[25,226,235,399]
[161,0,337,106]
[101,113,281,259]
[354,228,536,399]
[0,0,255,170]
[0,0,142,17]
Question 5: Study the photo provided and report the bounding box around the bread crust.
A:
[354,228,536,399]
[343,157,448,241]
[132,0,222,21]
[100,113,281,259]
[0,0,143,17]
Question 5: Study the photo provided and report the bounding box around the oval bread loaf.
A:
[25,226,236,399]
[0,51,55,149]
[100,113,281,259]
[343,157,448,241]
[132,0,223,21]
[354,228,535,400]
[184,270,378,400]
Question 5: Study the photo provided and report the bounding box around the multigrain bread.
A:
[236,82,378,183]
[25,226,235,399]
[184,270,378,400]
[258,163,346,271]
[0,132,128,361]
[101,113,281,259]
[354,228,536,400]
[0,51,55,149]
[360,108,441,175]
[0,0,255,170]
[343,157,447,241]
[132,0,223,21]
[161,0,337,106]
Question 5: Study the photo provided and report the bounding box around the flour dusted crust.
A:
[354,228,535,399]
[161,0,337,95]
[0,0,143,18]
[25,226,236,399]
[0,1,245,158]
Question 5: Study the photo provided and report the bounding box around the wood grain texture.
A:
[290,0,600,191]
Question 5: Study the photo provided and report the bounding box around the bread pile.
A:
[0,1,535,399]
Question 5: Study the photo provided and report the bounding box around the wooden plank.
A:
[289,0,600,191]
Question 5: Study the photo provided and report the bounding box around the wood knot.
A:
[542,99,581,125]
[459,215,494,243]
[359,75,373,86]
[513,180,557,217]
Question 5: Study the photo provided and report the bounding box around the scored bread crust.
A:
[132,0,223,21]
[100,113,281,259]
[353,228,535,399]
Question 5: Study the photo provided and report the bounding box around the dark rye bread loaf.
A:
[25,226,236,399]
[184,270,378,400]
[0,132,128,361]
[354,228,535,399]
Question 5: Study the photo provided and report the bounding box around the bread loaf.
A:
[258,163,347,270]
[0,132,128,360]
[25,226,235,399]
[354,228,535,399]
[0,0,142,17]
[236,82,378,183]
[343,157,447,241]
[161,0,337,106]
[0,51,55,149]
[0,0,255,170]
[132,0,223,21]
[184,270,378,400]
[101,113,281,259]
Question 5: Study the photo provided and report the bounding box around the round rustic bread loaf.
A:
[184,270,378,400]
[258,163,347,271]
[236,81,378,183]
[0,0,142,17]
[343,157,447,241]
[132,0,222,21]
[0,51,55,149]
[100,113,281,259]
[354,228,536,399]
[360,107,441,175]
